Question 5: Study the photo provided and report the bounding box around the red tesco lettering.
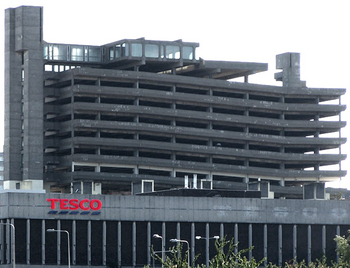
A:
[47,198,102,211]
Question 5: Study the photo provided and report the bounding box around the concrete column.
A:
[118,222,122,267]
[293,225,297,259]
[42,220,45,265]
[249,224,252,260]
[5,221,10,265]
[234,224,238,254]
[103,221,107,266]
[264,224,267,266]
[308,225,311,263]
[205,223,210,267]
[191,223,195,266]
[220,223,224,240]
[147,222,151,265]
[322,225,326,255]
[133,222,137,267]
[57,220,61,265]
[87,220,91,265]
[278,225,282,266]
[162,222,166,262]
[336,225,340,262]
[26,219,30,264]
[72,220,76,265]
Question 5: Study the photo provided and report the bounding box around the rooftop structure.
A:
[4,6,346,198]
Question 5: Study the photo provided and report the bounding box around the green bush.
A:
[146,230,350,268]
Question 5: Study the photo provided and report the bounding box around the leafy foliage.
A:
[144,231,350,268]
[334,230,350,267]
[208,237,265,268]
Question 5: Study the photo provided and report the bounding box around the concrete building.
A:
[1,5,348,268]
[4,6,346,197]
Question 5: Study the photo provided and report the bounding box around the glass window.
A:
[145,44,159,58]
[109,47,114,60]
[45,64,53,71]
[115,43,129,58]
[43,44,49,60]
[84,47,88,61]
[52,45,67,61]
[183,46,193,60]
[71,46,84,61]
[166,45,180,59]
[89,47,101,62]
[131,43,142,57]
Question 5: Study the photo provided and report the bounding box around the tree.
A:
[208,237,265,268]
[334,230,350,267]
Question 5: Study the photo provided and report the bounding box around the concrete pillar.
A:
[133,222,136,266]
[42,220,45,265]
[322,225,326,255]
[308,225,311,263]
[57,220,61,265]
[234,224,238,254]
[191,223,195,266]
[147,222,151,265]
[103,221,107,266]
[249,224,253,260]
[278,225,282,266]
[264,224,267,266]
[293,225,297,259]
[26,219,30,264]
[87,220,91,265]
[118,222,122,267]
[72,220,76,265]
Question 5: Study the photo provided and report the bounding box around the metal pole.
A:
[195,236,219,267]
[47,229,70,268]
[170,239,190,268]
[153,234,164,267]
[0,223,15,268]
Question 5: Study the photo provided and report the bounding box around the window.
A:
[109,47,114,60]
[165,45,180,59]
[115,43,129,58]
[43,44,49,60]
[52,44,67,60]
[88,47,101,62]
[71,46,84,61]
[183,46,193,60]
[145,44,159,58]
[131,43,142,57]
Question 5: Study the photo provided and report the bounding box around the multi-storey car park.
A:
[4,6,346,197]
[1,5,349,268]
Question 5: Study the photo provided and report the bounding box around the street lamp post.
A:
[47,228,70,268]
[153,234,164,268]
[195,235,219,267]
[170,238,190,268]
[0,223,15,268]
[153,234,164,261]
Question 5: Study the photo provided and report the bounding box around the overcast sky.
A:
[1,0,349,188]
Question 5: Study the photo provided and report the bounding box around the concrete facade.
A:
[2,5,349,268]
[0,192,349,267]
[4,6,346,197]
[4,6,44,190]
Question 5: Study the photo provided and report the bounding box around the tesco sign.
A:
[47,198,102,215]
